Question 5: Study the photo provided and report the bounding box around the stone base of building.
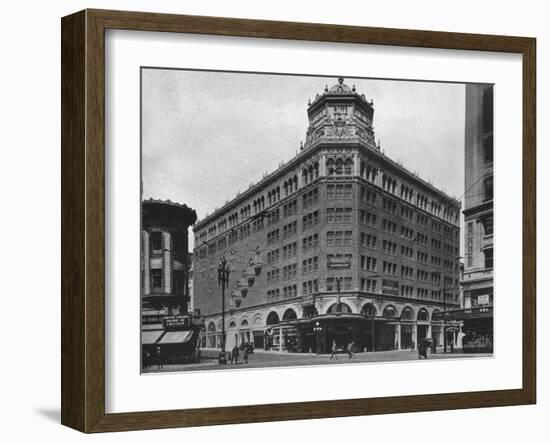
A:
[201,295,459,355]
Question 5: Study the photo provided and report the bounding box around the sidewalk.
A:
[143,347,491,373]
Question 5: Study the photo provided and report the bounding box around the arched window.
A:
[344,158,353,175]
[401,307,414,321]
[228,320,237,329]
[431,309,442,322]
[240,319,250,329]
[327,303,352,314]
[335,158,344,175]
[326,158,335,175]
[253,315,263,328]
[382,305,398,317]
[282,308,298,321]
[417,308,429,322]
[266,311,280,325]
[314,162,319,178]
[360,303,377,317]
[207,322,216,332]
[371,167,378,183]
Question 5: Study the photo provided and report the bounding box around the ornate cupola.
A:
[304,77,376,149]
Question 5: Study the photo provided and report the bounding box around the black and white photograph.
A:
[140,69,494,373]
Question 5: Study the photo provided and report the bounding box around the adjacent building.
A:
[193,78,461,354]
[456,84,494,352]
[141,199,199,359]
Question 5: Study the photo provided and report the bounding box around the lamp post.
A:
[369,308,375,353]
[217,255,231,364]
[442,276,448,353]
[336,276,343,313]
[430,270,448,353]
[440,256,462,353]
[313,321,322,354]
[364,274,381,352]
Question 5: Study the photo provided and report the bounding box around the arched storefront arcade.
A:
[201,299,450,354]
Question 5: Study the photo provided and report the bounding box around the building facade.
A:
[193,78,461,354]
[141,199,197,314]
[141,199,203,366]
[457,84,494,352]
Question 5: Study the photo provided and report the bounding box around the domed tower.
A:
[304,77,376,150]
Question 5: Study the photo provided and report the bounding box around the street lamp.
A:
[217,255,231,364]
[336,276,343,313]
[429,270,448,353]
[313,321,323,354]
[437,256,462,353]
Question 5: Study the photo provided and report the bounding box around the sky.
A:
[141,69,466,250]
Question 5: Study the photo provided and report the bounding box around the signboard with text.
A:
[478,294,490,305]
[163,315,190,329]
[327,255,352,269]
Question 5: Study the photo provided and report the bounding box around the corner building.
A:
[456,84,494,352]
[193,78,461,354]
[141,199,197,314]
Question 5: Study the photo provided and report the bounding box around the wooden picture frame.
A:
[61,9,536,433]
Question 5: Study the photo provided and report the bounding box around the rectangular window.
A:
[484,248,493,269]
[344,184,352,200]
[484,135,494,164]
[150,231,163,252]
[343,277,352,291]
[361,187,377,205]
[151,269,163,288]
[482,86,494,133]
[361,233,377,249]
[303,188,319,208]
[483,177,493,201]
[344,231,352,245]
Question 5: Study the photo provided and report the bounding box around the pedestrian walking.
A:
[347,341,354,359]
[410,339,415,351]
[418,340,428,359]
[329,340,338,360]
[243,343,249,364]
[230,343,240,365]
[155,346,163,369]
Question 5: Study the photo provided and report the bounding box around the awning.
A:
[142,330,164,345]
[158,330,194,344]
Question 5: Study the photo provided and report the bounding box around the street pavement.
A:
[142,348,492,373]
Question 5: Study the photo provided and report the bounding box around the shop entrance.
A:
[417,324,429,343]
[324,324,354,351]
[400,323,415,349]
